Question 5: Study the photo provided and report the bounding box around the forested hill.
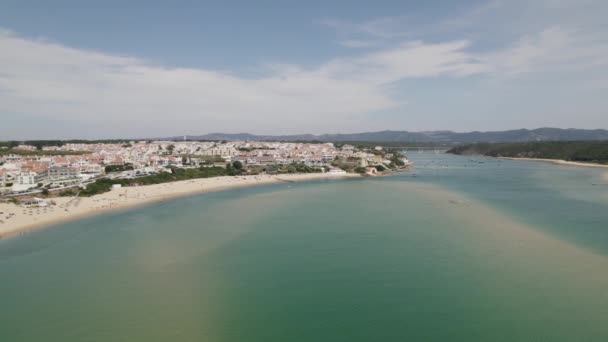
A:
[178,128,608,143]
[447,141,608,164]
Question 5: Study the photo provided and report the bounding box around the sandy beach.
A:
[500,157,608,169]
[0,173,358,240]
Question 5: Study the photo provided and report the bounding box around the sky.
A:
[1,0,607,139]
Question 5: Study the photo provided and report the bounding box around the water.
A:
[1,153,608,341]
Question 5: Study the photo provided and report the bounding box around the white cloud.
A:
[322,0,608,82]
[2,0,607,138]
[321,40,488,84]
[0,30,490,138]
[0,31,393,135]
[483,27,608,76]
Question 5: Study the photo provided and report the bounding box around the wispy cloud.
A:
[321,40,488,84]
[483,27,608,76]
[322,0,608,80]
[0,30,393,136]
[0,30,492,138]
[1,0,607,138]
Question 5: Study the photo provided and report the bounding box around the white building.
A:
[0,172,9,194]
[38,167,81,187]
[201,145,238,158]
[12,171,38,192]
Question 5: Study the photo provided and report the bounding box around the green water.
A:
[1,153,608,341]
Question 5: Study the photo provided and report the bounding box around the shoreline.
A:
[0,173,359,240]
[499,157,608,169]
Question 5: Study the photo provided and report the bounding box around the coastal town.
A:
[1,140,410,197]
[0,140,411,238]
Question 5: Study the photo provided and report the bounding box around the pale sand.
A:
[0,173,358,240]
[393,181,608,284]
[500,157,608,169]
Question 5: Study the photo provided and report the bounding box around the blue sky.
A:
[1,0,607,139]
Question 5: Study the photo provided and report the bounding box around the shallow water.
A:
[1,153,608,341]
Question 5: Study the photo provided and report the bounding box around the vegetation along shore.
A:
[447,141,608,167]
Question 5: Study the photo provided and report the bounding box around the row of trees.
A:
[285,163,323,174]
[80,166,229,196]
[105,164,134,173]
[0,139,137,150]
[81,160,330,196]
[0,149,90,156]
[389,151,406,167]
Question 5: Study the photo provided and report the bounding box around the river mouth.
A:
[1,153,608,341]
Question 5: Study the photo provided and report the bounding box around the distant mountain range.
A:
[170,128,608,144]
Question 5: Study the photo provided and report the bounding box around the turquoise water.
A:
[1,153,608,341]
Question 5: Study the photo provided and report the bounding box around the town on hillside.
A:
[0,141,412,199]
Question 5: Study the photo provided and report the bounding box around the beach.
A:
[500,157,608,169]
[0,172,358,240]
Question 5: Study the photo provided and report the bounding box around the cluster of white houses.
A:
[1,141,407,195]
